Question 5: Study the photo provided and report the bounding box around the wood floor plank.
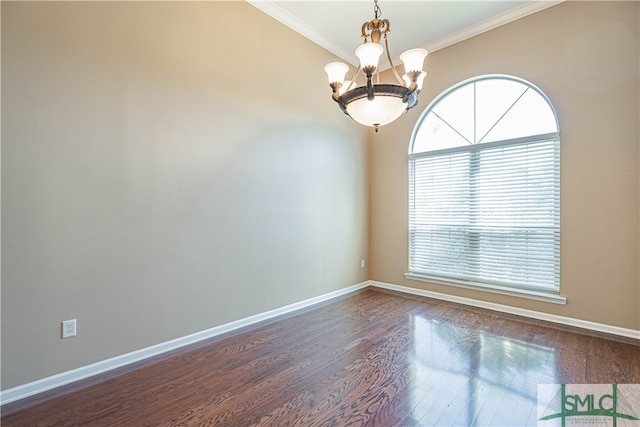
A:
[2,288,639,426]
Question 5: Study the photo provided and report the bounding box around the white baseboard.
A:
[369,280,640,340]
[0,281,369,406]
[4,279,638,407]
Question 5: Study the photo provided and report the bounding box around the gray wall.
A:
[1,2,368,390]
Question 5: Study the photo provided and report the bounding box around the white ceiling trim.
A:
[248,0,564,69]
[425,0,564,53]
[247,0,359,65]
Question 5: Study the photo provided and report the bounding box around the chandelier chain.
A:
[373,0,381,19]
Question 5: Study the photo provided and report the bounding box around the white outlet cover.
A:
[62,319,77,338]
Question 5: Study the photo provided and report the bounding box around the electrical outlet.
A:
[62,319,77,339]
[361,259,366,268]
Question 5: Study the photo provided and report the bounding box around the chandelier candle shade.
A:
[324,0,428,132]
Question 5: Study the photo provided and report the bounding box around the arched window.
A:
[407,75,560,299]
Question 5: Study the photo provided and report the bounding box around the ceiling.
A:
[248,0,563,70]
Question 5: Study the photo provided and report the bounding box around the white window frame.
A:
[405,75,565,304]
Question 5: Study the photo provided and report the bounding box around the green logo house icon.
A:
[538,384,640,427]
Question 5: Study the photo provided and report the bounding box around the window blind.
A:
[409,137,560,293]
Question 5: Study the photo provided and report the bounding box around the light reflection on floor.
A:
[409,314,558,426]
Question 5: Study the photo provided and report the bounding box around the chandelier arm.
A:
[330,83,342,101]
[384,37,405,86]
[380,19,390,39]
[362,66,376,100]
[361,22,372,41]
[347,66,362,92]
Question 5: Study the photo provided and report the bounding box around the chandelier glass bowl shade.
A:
[324,0,428,132]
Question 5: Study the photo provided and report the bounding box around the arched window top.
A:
[410,75,559,154]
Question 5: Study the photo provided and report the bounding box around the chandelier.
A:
[324,0,428,132]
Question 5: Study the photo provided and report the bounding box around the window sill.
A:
[404,273,567,305]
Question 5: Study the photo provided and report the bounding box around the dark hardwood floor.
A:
[2,288,639,426]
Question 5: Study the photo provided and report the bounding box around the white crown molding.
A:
[424,0,565,53]
[247,0,359,66]
[247,0,564,71]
